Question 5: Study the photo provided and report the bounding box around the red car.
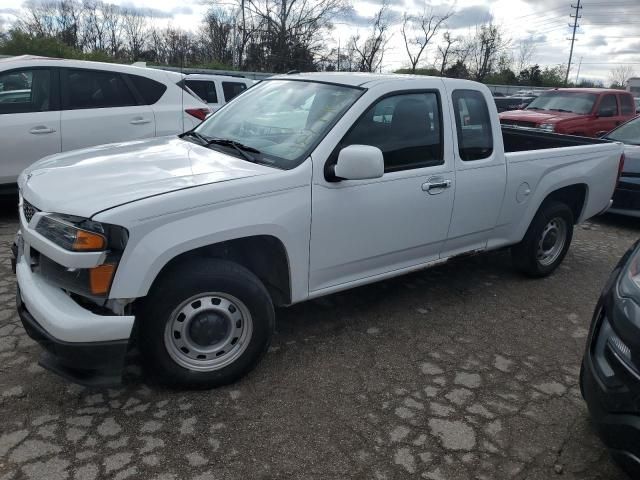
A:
[499,88,637,137]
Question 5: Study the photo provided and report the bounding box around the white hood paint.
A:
[19,136,275,218]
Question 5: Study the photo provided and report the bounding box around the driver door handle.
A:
[29,126,56,135]
[422,179,452,193]
[130,117,151,125]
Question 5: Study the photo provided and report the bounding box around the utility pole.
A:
[565,0,582,86]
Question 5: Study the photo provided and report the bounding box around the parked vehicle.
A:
[494,96,535,113]
[13,73,624,389]
[0,55,209,189]
[603,116,640,217]
[512,89,542,97]
[499,88,637,137]
[184,74,254,112]
[581,240,640,478]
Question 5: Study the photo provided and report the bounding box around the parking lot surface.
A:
[0,198,636,480]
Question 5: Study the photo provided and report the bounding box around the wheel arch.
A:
[542,183,588,224]
[140,235,292,308]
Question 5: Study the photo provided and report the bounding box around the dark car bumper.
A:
[609,177,640,217]
[16,287,129,387]
[581,244,640,477]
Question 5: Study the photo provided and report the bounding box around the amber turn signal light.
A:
[89,264,116,295]
[73,230,107,251]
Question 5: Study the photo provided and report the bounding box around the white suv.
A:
[184,74,255,112]
[0,55,210,188]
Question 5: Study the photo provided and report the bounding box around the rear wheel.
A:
[139,258,274,389]
[512,201,574,277]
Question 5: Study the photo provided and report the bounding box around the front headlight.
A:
[538,123,555,132]
[618,243,640,298]
[35,214,108,252]
[34,214,129,297]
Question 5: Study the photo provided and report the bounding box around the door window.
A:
[222,82,247,102]
[620,95,635,116]
[65,69,137,109]
[339,92,443,172]
[598,94,618,116]
[452,90,493,161]
[185,80,218,104]
[0,69,52,114]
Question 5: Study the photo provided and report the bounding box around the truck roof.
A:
[544,88,633,95]
[269,71,470,88]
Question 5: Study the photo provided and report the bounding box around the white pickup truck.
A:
[13,73,624,388]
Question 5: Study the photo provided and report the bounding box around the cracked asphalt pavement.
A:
[0,194,637,480]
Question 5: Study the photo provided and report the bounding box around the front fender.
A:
[95,163,312,303]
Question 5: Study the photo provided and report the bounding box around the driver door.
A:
[309,89,455,294]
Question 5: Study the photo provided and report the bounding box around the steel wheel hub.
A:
[536,217,567,267]
[164,292,253,372]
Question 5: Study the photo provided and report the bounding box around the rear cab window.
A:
[452,89,493,161]
[0,68,54,114]
[620,94,635,116]
[222,82,247,102]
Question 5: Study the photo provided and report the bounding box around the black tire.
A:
[138,258,274,389]
[512,200,574,277]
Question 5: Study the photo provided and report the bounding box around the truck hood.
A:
[19,136,275,217]
[499,109,584,124]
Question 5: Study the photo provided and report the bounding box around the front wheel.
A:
[512,201,574,277]
[139,258,274,389]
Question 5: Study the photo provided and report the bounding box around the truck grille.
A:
[23,200,39,223]
[501,120,538,129]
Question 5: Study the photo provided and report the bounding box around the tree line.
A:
[0,0,626,87]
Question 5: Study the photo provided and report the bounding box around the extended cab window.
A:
[620,94,635,115]
[65,69,137,109]
[185,80,218,104]
[452,90,493,161]
[222,82,247,102]
[598,94,618,117]
[0,69,52,114]
[340,92,443,173]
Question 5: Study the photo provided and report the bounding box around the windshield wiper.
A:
[549,108,573,113]
[526,107,543,110]
[204,138,261,163]
[180,131,211,144]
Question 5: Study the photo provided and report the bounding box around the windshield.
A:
[605,116,640,145]
[525,92,596,114]
[194,79,363,168]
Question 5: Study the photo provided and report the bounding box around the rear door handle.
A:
[29,126,56,135]
[130,118,151,125]
[422,179,452,193]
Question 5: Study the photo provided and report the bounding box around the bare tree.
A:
[609,65,636,88]
[245,0,348,72]
[437,31,458,75]
[102,2,123,58]
[350,3,391,73]
[122,8,147,61]
[401,7,453,74]
[468,22,510,82]
[515,37,536,74]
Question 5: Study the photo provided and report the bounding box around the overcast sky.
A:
[1,0,639,83]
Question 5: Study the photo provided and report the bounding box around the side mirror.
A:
[332,145,384,181]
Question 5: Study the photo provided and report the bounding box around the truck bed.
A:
[502,126,611,153]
